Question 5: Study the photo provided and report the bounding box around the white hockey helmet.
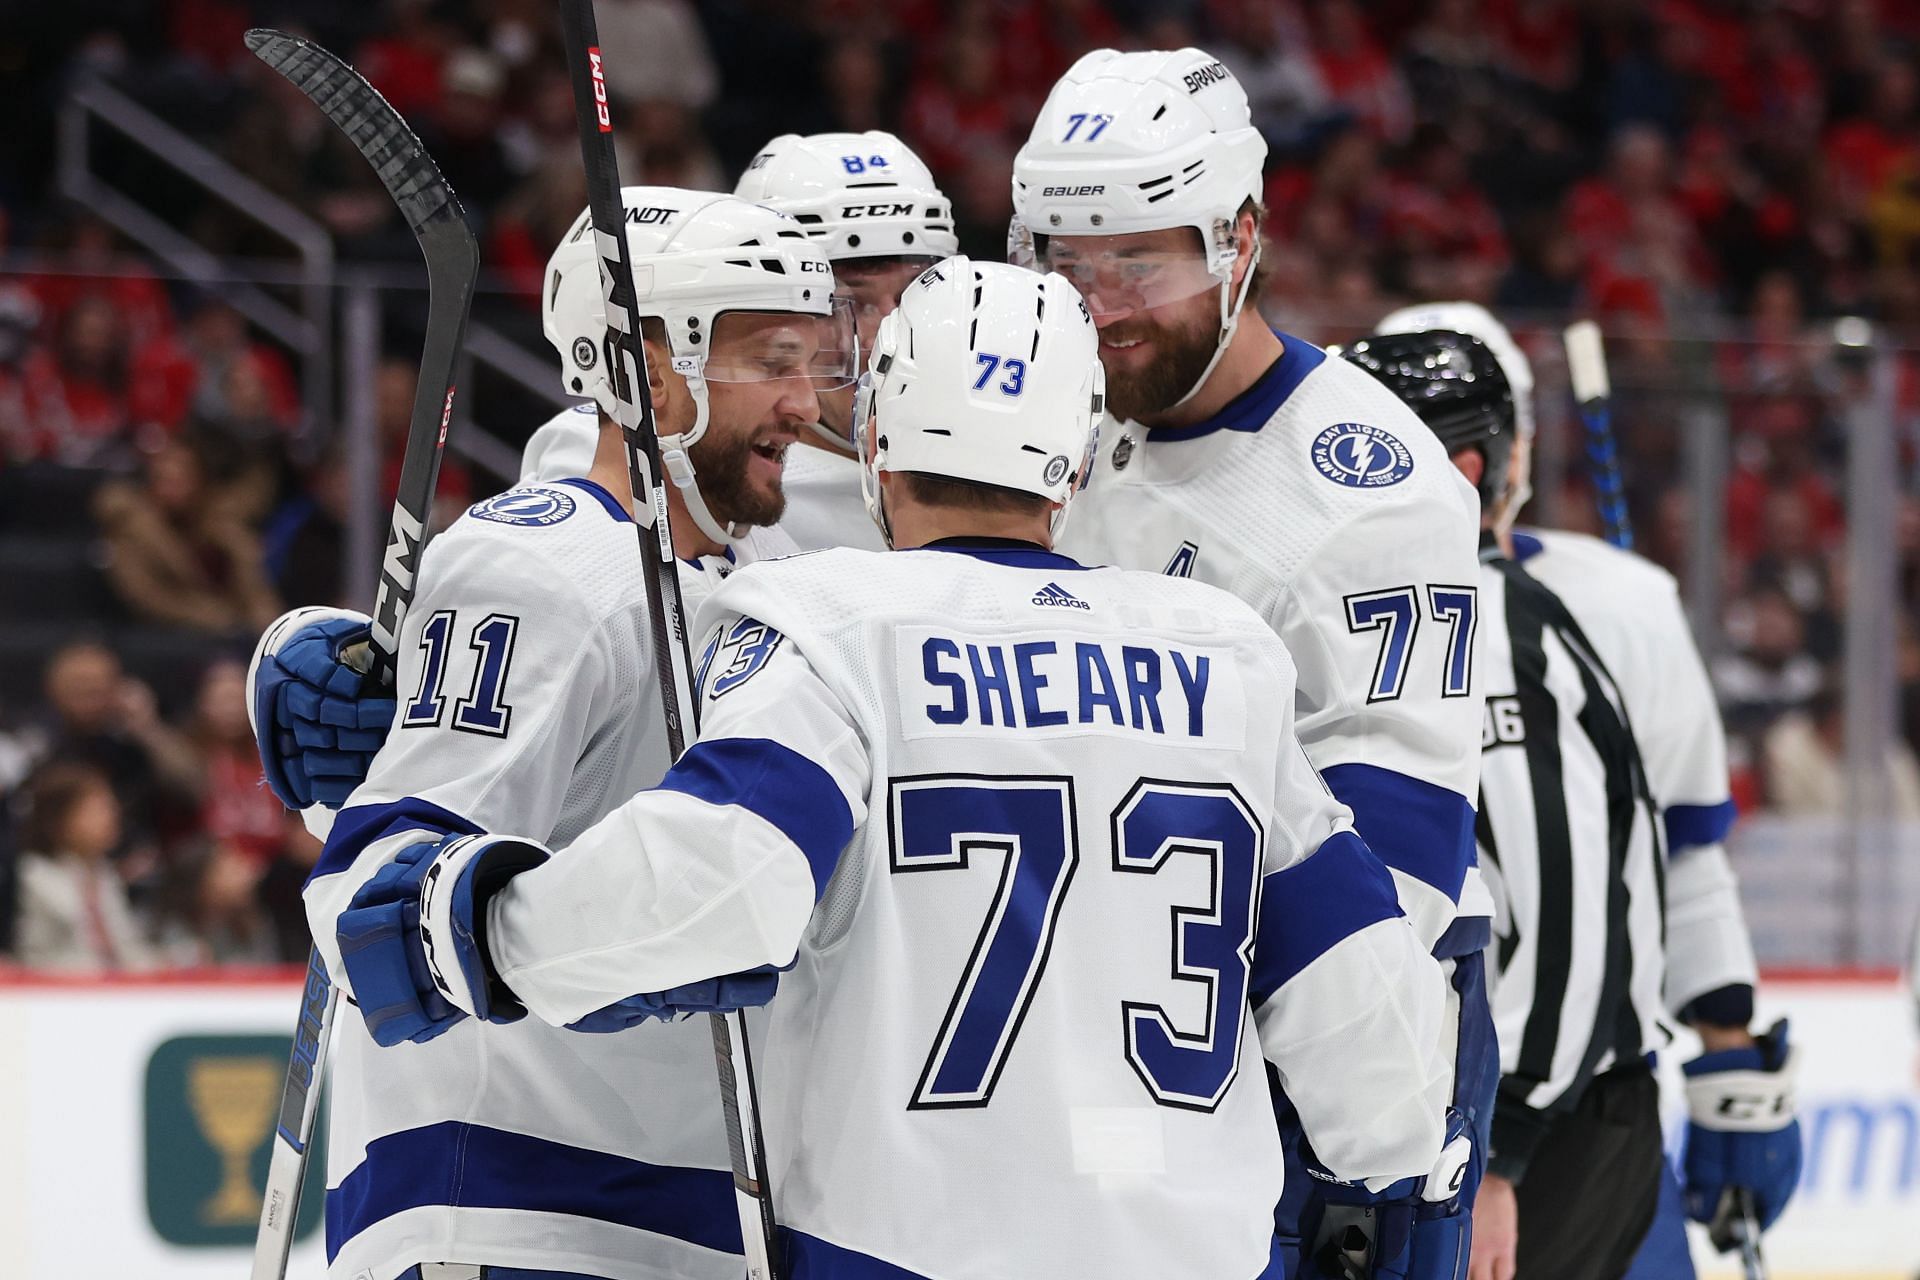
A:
[855,257,1105,544]
[1011,48,1267,410]
[543,186,855,544]
[1374,301,1535,441]
[734,131,959,263]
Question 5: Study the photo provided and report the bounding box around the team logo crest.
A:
[1112,433,1135,471]
[1311,423,1414,489]
[469,487,578,527]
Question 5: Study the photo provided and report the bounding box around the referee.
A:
[1343,328,1796,1280]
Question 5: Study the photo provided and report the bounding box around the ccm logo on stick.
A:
[588,47,611,131]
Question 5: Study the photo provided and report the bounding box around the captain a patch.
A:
[1311,423,1414,489]
[469,487,578,527]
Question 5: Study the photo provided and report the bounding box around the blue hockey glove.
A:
[565,967,783,1032]
[1308,1108,1477,1280]
[249,607,398,809]
[336,833,551,1047]
[1682,1019,1801,1235]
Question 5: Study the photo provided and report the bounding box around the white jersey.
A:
[774,439,886,552]
[520,402,600,483]
[304,476,785,1280]
[1514,529,1758,1018]
[1060,336,1486,954]
[488,543,1451,1280]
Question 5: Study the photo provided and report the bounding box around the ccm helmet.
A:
[855,257,1105,543]
[735,131,958,263]
[543,186,852,544]
[1011,48,1267,409]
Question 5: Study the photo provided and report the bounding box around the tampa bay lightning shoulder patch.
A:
[1311,423,1414,489]
[469,486,578,527]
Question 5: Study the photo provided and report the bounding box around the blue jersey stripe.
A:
[1250,830,1404,1007]
[310,796,483,886]
[783,1227,1287,1278]
[656,737,854,899]
[553,476,634,525]
[326,1120,739,1261]
[1319,763,1474,908]
[1664,799,1736,854]
[1140,331,1326,443]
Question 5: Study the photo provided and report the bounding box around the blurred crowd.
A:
[4,0,1920,969]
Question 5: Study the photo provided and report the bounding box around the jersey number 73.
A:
[888,773,1262,1114]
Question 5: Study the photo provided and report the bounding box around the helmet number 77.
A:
[1062,112,1114,142]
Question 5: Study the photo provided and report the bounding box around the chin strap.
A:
[659,355,748,546]
[1165,238,1263,413]
[803,418,858,456]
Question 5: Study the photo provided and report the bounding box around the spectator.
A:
[183,658,282,876]
[21,640,198,861]
[1212,0,1333,154]
[1310,0,1412,144]
[12,762,157,972]
[264,446,349,608]
[256,812,324,963]
[596,0,719,112]
[0,284,44,463]
[375,359,473,524]
[1764,683,1920,816]
[92,437,283,633]
[1714,586,1826,740]
[421,49,519,220]
[10,294,133,467]
[901,26,1013,186]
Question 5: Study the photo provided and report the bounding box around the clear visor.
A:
[699,296,860,390]
[1041,235,1224,323]
[836,257,941,353]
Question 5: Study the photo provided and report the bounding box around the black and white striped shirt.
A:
[1475,540,1668,1180]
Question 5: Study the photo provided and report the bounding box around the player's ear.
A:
[1231,201,1261,288]
[641,332,674,414]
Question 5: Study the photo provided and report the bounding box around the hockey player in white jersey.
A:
[315,256,1469,1280]
[1011,48,1490,1274]
[735,129,959,552]
[1352,303,1800,1280]
[244,187,857,1280]
[517,132,958,553]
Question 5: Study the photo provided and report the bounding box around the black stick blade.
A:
[245,28,466,237]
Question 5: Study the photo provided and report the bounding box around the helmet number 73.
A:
[972,353,1027,396]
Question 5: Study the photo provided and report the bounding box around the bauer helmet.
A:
[1010,48,1266,410]
[854,257,1105,543]
[543,187,858,544]
[1341,330,1515,510]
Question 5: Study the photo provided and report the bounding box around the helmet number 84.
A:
[840,154,892,173]
[1062,112,1113,142]
[972,353,1027,396]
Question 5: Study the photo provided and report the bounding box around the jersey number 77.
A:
[889,773,1262,1114]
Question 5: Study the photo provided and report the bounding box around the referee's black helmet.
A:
[1342,329,1516,508]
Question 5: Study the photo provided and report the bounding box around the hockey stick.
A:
[552,6,783,1276]
[1709,1187,1770,1280]
[1564,319,1633,550]
[243,28,479,1280]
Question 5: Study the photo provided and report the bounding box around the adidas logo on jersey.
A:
[1032,582,1089,610]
